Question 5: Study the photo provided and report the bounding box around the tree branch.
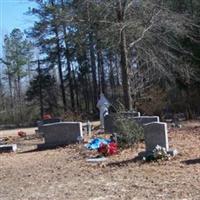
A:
[129,10,161,48]
[0,58,11,66]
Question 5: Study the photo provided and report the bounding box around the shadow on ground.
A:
[107,156,143,167]
[18,144,67,154]
[181,158,200,165]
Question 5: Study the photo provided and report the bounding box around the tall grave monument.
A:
[97,93,110,129]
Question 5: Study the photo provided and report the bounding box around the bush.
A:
[113,116,144,149]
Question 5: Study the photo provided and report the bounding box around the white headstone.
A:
[97,93,110,128]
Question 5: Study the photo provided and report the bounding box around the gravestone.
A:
[82,121,92,136]
[97,93,110,128]
[144,122,169,153]
[37,118,62,127]
[120,111,141,118]
[38,122,83,148]
[104,114,117,133]
[104,114,159,133]
[133,116,159,126]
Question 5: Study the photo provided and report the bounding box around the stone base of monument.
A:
[0,144,17,153]
[138,148,178,158]
[37,143,67,150]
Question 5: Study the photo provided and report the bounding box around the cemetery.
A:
[1,1,200,200]
[0,94,200,200]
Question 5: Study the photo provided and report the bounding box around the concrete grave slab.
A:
[0,144,17,153]
[38,122,83,147]
[86,157,107,163]
[144,122,169,153]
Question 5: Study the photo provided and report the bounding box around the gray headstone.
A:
[38,122,83,147]
[133,116,159,126]
[104,113,138,133]
[144,122,169,153]
[120,111,141,118]
[37,118,62,127]
[104,114,159,133]
[104,114,117,133]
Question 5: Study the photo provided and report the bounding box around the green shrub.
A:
[113,116,144,149]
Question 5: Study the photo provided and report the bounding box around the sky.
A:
[0,0,37,57]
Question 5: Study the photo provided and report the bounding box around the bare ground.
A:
[0,127,37,137]
[0,121,200,200]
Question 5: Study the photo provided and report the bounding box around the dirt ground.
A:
[0,121,200,200]
[0,127,37,137]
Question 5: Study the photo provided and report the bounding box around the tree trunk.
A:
[89,32,98,110]
[51,0,67,112]
[8,74,14,122]
[55,29,67,112]
[97,39,106,94]
[86,72,93,112]
[61,0,75,111]
[117,0,132,110]
[72,67,80,111]
[82,75,90,113]
[108,51,115,98]
[38,60,44,118]
[186,86,193,119]
[65,47,75,110]
[120,30,132,110]
[114,54,120,86]
[17,75,23,122]
[8,75,13,110]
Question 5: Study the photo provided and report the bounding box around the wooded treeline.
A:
[1,0,200,125]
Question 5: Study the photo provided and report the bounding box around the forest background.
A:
[0,0,200,126]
